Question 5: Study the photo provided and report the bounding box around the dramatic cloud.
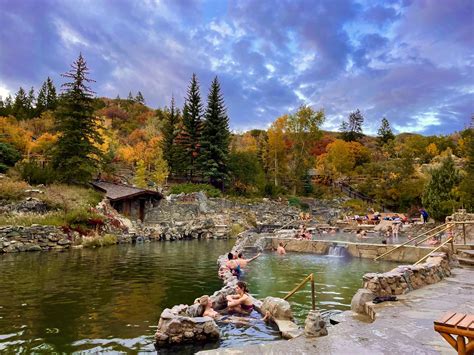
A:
[0,0,472,134]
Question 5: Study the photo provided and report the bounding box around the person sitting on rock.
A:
[226,281,254,314]
[236,251,262,268]
[225,253,241,279]
[198,295,220,318]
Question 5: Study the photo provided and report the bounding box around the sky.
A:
[0,0,473,135]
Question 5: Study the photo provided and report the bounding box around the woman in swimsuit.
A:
[225,253,241,279]
[226,281,254,314]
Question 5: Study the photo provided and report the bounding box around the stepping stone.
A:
[274,319,303,339]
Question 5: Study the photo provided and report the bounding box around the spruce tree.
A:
[161,96,180,175]
[181,73,203,180]
[340,109,364,141]
[199,76,230,188]
[377,117,395,145]
[127,91,134,101]
[4,95,13,116]
[0,97,4,116]
[37,77,57,115]
[27,87,36,118]
[13,87,29,120]
[52,53,104,184]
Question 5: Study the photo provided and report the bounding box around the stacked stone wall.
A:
[0,225,71,253]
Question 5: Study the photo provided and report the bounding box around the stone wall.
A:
[268,238,443,263]
[448,210,474,244]
[351,252,452,318]
[0,225,72,253]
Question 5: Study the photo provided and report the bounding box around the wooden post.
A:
[311,273,316,311]
[463,223,466,245]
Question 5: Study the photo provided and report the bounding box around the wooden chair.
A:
[434,312,474,355]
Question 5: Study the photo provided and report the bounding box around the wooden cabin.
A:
[91,181,162,221]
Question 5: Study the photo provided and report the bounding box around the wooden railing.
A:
[283,273,316,310]
[413,237,454,265]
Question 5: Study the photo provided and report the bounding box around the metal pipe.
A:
[413,237,454,265]
[374,223,449,261]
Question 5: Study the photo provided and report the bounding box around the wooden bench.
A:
[434,312,474,355]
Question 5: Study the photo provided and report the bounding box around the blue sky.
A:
[0,0,472,135]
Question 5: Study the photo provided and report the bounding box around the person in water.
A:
[276,242,286,255]
[236,251,262,268]
[226,281,254,314]
[225,253,241,279]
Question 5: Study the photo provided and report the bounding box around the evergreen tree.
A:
[340,109,364,142]
[377,117,395,145]
[36,77,57,115]
[27,87,36,118]
[181,73,203,180]
[422,155,461,220]
[13,87,29,120]
[135,91,145,104]
[127,91,134,101]
[161,96,181,174]
[0,96,4,116]
[4,95,13,116]
[116,94,121,100]
[52,53,104,184]
[199,77,230,188]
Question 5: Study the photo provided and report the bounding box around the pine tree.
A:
[27,87,36,118]
[135,91,145,104]
[127,91,134,101]
[422,155,461,220]
[13,87,29,120]
[199,77,230,188]
[4,95,13,116]
[161,96,181,175]
[377,117,395,145]
[340,109,364,142]
[181,73,203,180]
[37,77,57,115]
[52,53,104,184]
[0,96,4,116]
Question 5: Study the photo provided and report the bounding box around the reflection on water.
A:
[0,240,235,353]
[0,239,397,353]
[242,252,397,324]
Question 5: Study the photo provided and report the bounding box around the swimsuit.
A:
[232,264,242,279]
[241,303,253,312]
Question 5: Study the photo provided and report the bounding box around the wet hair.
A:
[199,295,210,306]
[279,242,284,247]
[237,281,249,293]
[228,252,234,260]
[238,252,243,258]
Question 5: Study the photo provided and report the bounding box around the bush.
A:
[263,183,286,197]
[230,223,245,237]
[17,161,59,185]
[0,142,21,167]
[0,178,29,201]
[170,183,221,197]
[82,234,117,248]
[0,163,9,173]
[287,196,301,207]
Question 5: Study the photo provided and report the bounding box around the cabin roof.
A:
[91,181,163,201]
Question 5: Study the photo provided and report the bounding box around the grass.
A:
[0,179,29,201]
[230,223,245,237]
[82,234,118,248]
[170,183,222,198]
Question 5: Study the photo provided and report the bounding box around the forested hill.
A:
[1,57,473,221]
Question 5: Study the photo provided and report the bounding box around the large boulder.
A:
[261,297,293,320]
[351,288,375,314]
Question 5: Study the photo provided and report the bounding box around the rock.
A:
[57,239,71,246]
[27,244,42,252]
[351,288,375,314]
[261,297,293,321]
[304,310,328,337]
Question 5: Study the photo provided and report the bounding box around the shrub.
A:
[17,161,59,185]
[0,142,21,167]
[0,163,9,173]
[170,183,221,197]
[0,178,29,201]
[230,223,245,237]
[287,196,301,207]
[82,234,117,248]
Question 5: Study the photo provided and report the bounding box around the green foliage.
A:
[342,199,372,215]
[228,151,265,196]
[230,223,245,237]
[0,163,8,173]
[12,87,30,120]
[161,97,185,175]
[377,117,395,145]
[36,77,57,115]
[0,142,21,167]
[0,178,29,201]
[170,183,221,197]
[179,73,203,179]
[17,161,59,185]
[199,77,230,188]
[82,234,118,248]
[422,156,461,220]
[52,54,104,184]
[263,183,287,197]
[340,109,364,142]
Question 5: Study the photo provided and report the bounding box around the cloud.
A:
[0,0,472,135]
